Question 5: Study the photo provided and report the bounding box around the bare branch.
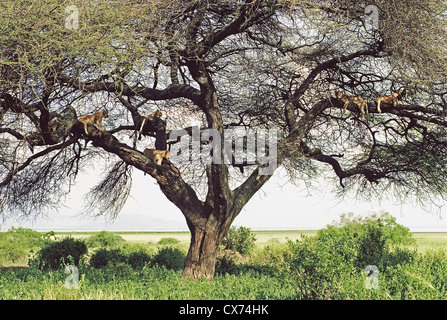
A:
[84,161,133,218]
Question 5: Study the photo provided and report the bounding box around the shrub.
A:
[215,250,243,274]
[85,231,125,248]
[285,213,418,299]
[152,247,185,270]
[357,221,389,269]
[89,247,152,269]
[158,237,181,246]
[0,227,53,265]
[287,234,356,299]
[127,250,152,269]
[30,237,87,270]
[89,248,127,268]
[334,212,416,246]
[221,226,256,256]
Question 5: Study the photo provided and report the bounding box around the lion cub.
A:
[146,109,162,121]
[336,91,368,120]
[143,148,170,165]
[375,91,403,113]
[78,110,109,135]
[133,109,163,140]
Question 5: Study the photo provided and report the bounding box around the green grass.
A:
[1,229,447,300]
[56,230,315,248]
[406,233,447,253]
[0,229,296,299]
[252,230,317,247]
[0,265,294,300]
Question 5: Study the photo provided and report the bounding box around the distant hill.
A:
[0,212,189,232]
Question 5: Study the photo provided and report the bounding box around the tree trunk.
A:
[182,213,233,280]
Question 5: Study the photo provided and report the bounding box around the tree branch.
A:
[82,125,205,223]
[289,45,385,108]
[194,0,269,58]
[58,73,203,105]
[0,128,25,140]
[0,135,79,188]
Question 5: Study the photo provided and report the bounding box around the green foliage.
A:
[1,226,446,300]
[221,226,257,255]
[29,237,88,270]
[89,246,183,270]
[85,231,125,248]
[357,221,389,269]
[127,251,152,269]
[334,212,416,246]
[0,227,52,265]
[215,250,242,274]
[89,247,152,270]
[152,247,185,270]
[384,250,447,299]
[285,213,431,299]
[89,248,127,268]
[0,264,295,300]
[158,237,181,246]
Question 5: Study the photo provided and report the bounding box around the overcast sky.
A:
[2,165,447,233]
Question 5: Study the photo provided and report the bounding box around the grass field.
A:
[1,228,447,300]
[61,229,446,246]
[54,230,317,245]
[55,229,445,251]
[411,232,447,252]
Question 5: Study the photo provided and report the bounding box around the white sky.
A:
[2,166,447,233]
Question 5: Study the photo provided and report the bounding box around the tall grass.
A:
[1,223,447,300]
[0,265,295,300]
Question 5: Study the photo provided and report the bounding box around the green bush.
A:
[89,247,152,269]
[384,250,447,299]
[89,245,185,270]
[89,248,127,268]
[357,221,389,269]
[215,250,240,274]
[85,231,125,248]
[334,212,416,246]
[152,247,185,270]
[30,237,87,270]
[285,213,418,299]
[158,237,181,246]
[287,234,355,299]
[0,227,52,265]
[221,226,256,255]
[127,250,152,269]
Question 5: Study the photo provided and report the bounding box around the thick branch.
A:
[0,128,24,140]
[0,93,40,114]
[58,73,202,105]
[81,125,206,223]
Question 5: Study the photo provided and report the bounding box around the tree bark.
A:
[182,209,234,280]
[182,225,220,280]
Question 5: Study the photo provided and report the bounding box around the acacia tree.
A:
[1,0,447,279]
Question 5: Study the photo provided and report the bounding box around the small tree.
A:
[86,231,125,248]
[221,226,257,255]
[31,238,87,270]
[287,213,416,299]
